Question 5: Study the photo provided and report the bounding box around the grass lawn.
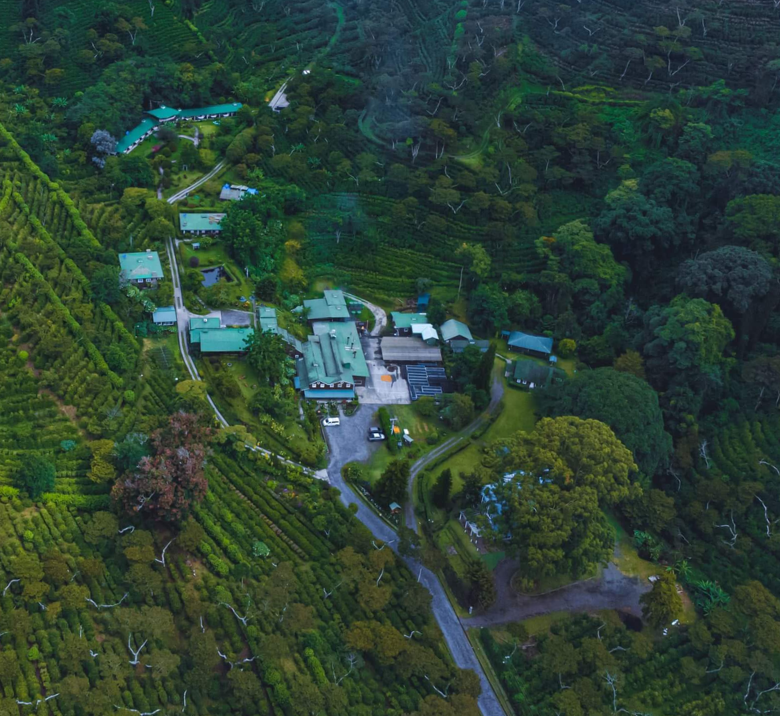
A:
[363,404,452,484]
[427,360,539,491]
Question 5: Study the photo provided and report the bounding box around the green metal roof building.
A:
[179,213,226,234]
[146,103,243,122]
[199,328,253,353]
[119,251,164,283]
[115,103,243,154]
[189,316,221,344]
[440,319,473,343]
[296,321,368,398]
[512,359,563,389]
[258,306,304,356]
[258,306,279,332]
[303,290,351,321]
[152,307,177,325]
[391,312,429,329]
[115,118,158,154]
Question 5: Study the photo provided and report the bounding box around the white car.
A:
[368,431,386,441]
[322,417,340,427]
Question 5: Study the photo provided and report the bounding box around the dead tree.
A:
[127,634,148,666]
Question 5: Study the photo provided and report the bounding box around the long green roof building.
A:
[189,317,253,353]
[115,103,243,155]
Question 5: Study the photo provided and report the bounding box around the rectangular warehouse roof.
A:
[380,337,443,363]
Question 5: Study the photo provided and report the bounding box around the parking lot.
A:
[355,337,411,404]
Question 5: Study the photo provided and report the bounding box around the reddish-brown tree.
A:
[112,412,211,522]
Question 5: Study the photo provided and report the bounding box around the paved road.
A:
[464,561,650,628]
[167,160,225,204]
[344,292,386,336]
[404,373,504,531]
[325,407,505,716]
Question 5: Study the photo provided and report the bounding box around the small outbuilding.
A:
[152,306,177,326]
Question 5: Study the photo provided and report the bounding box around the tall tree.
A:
[641,295,735,388]
[432,469,453,509]
[499,416,639,505]
[677,245,775,350]
[539,368,672,477]
[374,459,410,508]
[111,412,211,522]
[640,572,682,628]
[245,330,294,387]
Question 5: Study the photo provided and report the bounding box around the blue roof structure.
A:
[152,307,177,324]
[507,331,553,355]
[303,389,355,399]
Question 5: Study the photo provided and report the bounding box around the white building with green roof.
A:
[115,118,158,155]
[391,312,428,334]
[114,103,243,154]
[119,251,164,286]
[179,213,226,235]
[188,317,253,354]
[296,321,368,399]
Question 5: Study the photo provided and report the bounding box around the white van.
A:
[322,417,340,427]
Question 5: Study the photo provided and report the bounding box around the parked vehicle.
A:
[368,431,386,441]
[322,417,340,427]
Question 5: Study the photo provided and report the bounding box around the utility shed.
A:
[119,251,164,284]
[381,337,443,364]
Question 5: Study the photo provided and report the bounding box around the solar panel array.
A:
[406,364,447,401]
